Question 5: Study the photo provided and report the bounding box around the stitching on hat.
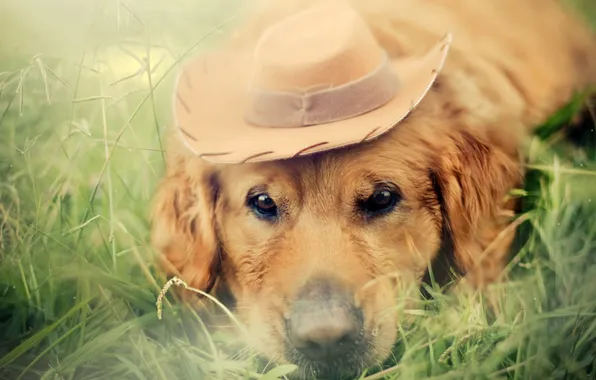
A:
[176,92,191,114]
[360,127,381,143]
[179,127,198,141]
[199,152,232,158]
[292,142,329,157]
[183,71,193,90]
[241,151,274,163]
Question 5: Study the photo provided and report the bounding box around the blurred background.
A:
[0,0,595,379]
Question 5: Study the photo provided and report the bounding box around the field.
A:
[1,0,596,379]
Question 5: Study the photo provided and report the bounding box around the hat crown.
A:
[251,2,385,92]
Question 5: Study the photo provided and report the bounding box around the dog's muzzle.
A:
[285,276,367,376]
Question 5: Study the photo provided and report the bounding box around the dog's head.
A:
[151,81,522,378]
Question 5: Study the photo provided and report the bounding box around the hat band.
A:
[244,53,400,128]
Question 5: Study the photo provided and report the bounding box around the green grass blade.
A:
[0,297,94,369]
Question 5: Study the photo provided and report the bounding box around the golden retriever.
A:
[150,0,596,378]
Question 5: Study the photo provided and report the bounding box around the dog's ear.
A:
[150,159,220,293]
[431,128,522,287]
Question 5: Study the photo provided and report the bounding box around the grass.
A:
[0,0,595,379]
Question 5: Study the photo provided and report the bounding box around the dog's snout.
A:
[288,307,360,360]
[287,277,363,360]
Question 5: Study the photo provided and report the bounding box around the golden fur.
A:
[151,0,596,377]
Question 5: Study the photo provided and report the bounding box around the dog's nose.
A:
[287,277,363,360]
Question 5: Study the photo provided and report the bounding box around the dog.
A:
[150,0,596,378]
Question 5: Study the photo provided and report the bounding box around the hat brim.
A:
[173,33,452,164]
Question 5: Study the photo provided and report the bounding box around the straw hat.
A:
[173,1,453,164]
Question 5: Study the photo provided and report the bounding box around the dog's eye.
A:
[359,187,400,217]
[248,193,278,220]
